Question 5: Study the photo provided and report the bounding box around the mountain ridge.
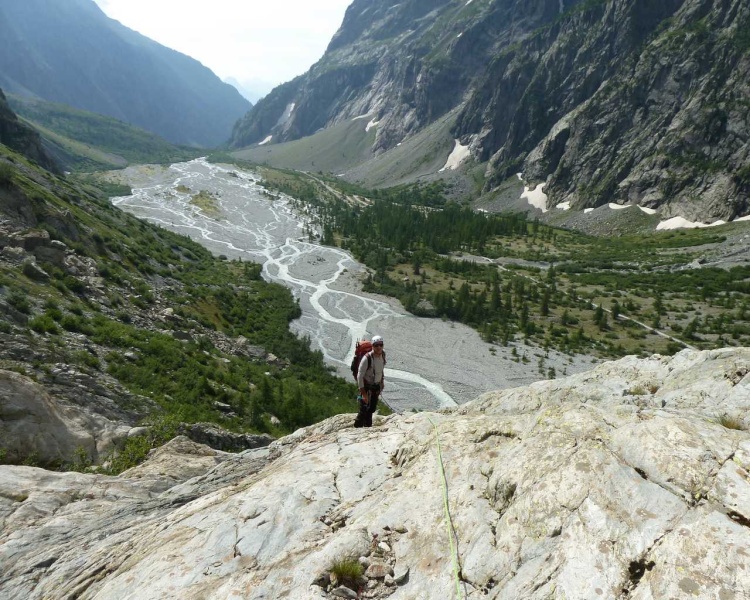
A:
[229,0,750,221]
[0,0,251,147]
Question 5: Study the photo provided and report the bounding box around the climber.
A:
[354,335,386,428]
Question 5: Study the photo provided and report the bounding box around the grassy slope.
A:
[230,109,463,190]
[7,94,201,172]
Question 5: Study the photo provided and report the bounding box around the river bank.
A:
[107,158,597,412]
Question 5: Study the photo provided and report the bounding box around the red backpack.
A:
[350,340,373,380]
[350,340,387,380]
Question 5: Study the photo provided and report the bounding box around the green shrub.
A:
[73,350,100,370]
[104,415,180,475]
[60,314,94,335]
[29,314,59,334]
[62,276,87,294]
[329,556,364,588]
[67,446,93,472]
[7,291,31,314]
[0,161,14,186]
[627,385,647,396]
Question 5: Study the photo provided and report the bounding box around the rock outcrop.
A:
[2,347,749,598]
[0,369,126,465]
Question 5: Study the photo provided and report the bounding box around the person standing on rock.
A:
[354,335,386,428]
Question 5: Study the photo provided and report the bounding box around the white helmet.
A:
[372,335,384,346]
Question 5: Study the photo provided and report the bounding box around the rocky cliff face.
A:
[230,0,750,220]
[2,348,749,599]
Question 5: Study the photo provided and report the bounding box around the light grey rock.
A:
[120,436,233,493]
[393,564,409,584]
[0,349,749,600]
[365,561,391,579]
[0,369,96,464]
[127,426,149,438]
[1,246,25,261]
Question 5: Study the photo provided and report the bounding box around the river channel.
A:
[110,158,592,412]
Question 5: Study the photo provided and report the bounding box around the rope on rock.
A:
[428,415,464,600]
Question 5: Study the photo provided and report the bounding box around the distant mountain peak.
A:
[0,0,251,147]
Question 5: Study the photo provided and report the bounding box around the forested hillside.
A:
[255,165,750,365]
[7,93,201,171]
[0,136,358,471]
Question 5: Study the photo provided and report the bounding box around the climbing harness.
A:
[428,416,464,600]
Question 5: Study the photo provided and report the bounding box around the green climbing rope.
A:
[428,415,463,600]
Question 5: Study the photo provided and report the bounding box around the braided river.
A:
[110,158,592,412]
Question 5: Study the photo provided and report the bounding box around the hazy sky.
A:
[92,0,352,99]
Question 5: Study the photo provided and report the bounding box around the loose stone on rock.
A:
[393,564,409,584]
[365,562,392,579]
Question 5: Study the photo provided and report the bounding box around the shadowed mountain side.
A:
[0,89,60,174]
[6,93,201,171]
[0,0,250,147]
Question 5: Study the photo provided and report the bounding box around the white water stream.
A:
[111,158,588,411]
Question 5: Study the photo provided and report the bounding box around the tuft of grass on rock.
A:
[717,414,746,431]
[329,556,364,588]
[626,385,647,396]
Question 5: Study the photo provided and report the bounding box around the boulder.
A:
[11,229,49,251]
[33,243,67,268]
[119,436,233,493]
[178,422,274,452]
[21,259,49,281]
[0,369,135,466]
[1,246,25,262]
[364,562,391,579]
[0,370,96,465]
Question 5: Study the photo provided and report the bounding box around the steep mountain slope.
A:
[0,90,59,174]
[230,0,750,220]
[6,93,201,171]
[0,0,250,147]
